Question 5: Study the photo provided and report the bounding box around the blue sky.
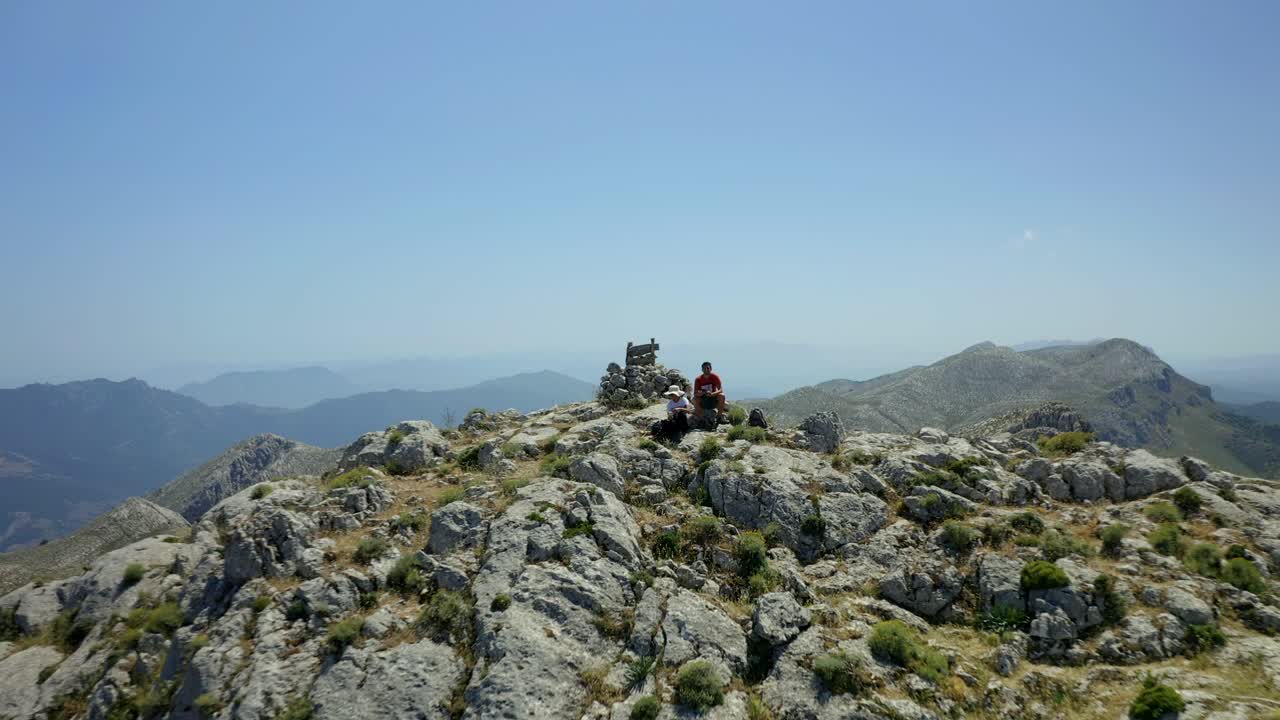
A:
[2,1,1278,385]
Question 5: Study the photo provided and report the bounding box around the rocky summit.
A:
[2,384,1280,720]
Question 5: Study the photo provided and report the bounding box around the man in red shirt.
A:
[694,361,726,419]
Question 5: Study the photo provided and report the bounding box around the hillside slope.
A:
[756,339,1277,477]
[147,434,339,520]
[176,366,358,409]
[0,497,186,595]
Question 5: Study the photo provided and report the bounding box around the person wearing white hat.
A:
[659,385,692,441]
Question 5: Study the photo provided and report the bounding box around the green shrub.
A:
[813,652,866,695]
[562,519,594,539]
[637,437,660,451]
[630,570,655,588]
[1021,560,1069,591]
[1148,523,1186,557]
[526,511,547,524]
[285,599,310,622]
[1101,524,1130,556]
[190,633,210,651]
[1221,557,1265,593]
[1183,542,1223,577]
[800,513,826,538]
[353,536,390,564]
[1040,529,1093,561]
[325,467,375,491]
[727,405,748,426]
[977,603,1028,633]
[980,521,1011,548]
[194,693,223,717]
[939,521,980,554]
[457,445,482,470]
[683,515,721,546]
[674,660,724,712]
[358,592,379,610]
[0,607,21,642]
[746,693,773,720]
[539,453,572,477]
[386,556,428,595]
[1008,512,1045,535]
[762,522,783,547]
[500,477,530,497]
[1094,574,1127,626]
[129,602,183,636]
[1144,502,1183,523]
[1172,486,1202,515]
[122,563,146,588]
[385,428,406,446]
[630,695,660,720]
[1013,534,1042,547]
[326,616,364,653]
[391,512,425,533]
[592,608,635,641]
[1225,544,1249,560]
[1219,486,1238,502]
[942,456,990,480]
[1184,623,1226,655]
[273,697,313,720]
[867,620,948,682]
[698,438,722,463]
[417,590,472,644]
[652,530,680,559]
[736,532,769,577]
[727,425,768,443]
[1037,431,1094,456]
[746,570,780,598]
[490,594,512,612]
[626,654,656,689]
[250,483,274,500]
[1129,676,1184,720]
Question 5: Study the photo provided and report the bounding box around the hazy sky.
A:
[3,1,1278,385]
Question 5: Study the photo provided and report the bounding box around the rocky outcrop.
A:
[338,420,449,473]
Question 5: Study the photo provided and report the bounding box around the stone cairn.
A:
[598,338,690,406]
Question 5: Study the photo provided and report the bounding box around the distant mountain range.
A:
[754,339,1280,479]
[1229,401,1280,426]
[177,366,358,409]
[0,370,594,551]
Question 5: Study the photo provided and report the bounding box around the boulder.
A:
[1164,587,1214,627]
[879,561,963,619]
[797,412,846,453]
[311,640,464,720]
[901,486,976,524]
[752,592,811,646]
[339,421,448,473]
[1119,449,1187,499]
[569,453,626,499]
[428,502,489,556]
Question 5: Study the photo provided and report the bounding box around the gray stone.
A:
[661,589,747,671]
[1164,588,1214,627]
[753,592,811,646]
[569,453,626,499]
[311,640,463,720]
[901,485,977,524]
[338,420,449,474]
[879,561,963,619]
[798,412,846,453]
[1120,449,1187,499]
[427,502,489,556]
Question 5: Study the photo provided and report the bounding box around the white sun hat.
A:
[664,385,685,398]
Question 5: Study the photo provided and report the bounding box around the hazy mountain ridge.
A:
[0,371,594,550]
[755,339,1278,478]
[177,366,358,409]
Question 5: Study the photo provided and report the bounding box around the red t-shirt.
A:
[695,373,722,395]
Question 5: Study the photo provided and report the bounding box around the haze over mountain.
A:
[755,339,1280,479]
[0,371,594,551]
[176,366,358,409]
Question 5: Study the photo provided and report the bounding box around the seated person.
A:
[657,386,692,441]
[693,361,726,419]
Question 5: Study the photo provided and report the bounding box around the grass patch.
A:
[1172,486,1202,515]
[1101,523,1129,556]
[390,512,425,534]
[251,483,274,500]
[1040,529,1093,561]
[353,536,390,565]
[1183,542,1223,577]
[1129,676,1184,720]
[727,425,767,443]
[325,467,376,491]
[977,603,1027,633]
[490,594,512,612]
[1144,501,1183,523]
[682,515,721,546]
[1148,523,1186,557]
[1008,511,1046,535]
[436,486,467,508]
[194,693,222,717]
[539,453,572,478]
[500,477,530,497]
[939,521,980,554]
[813,652,869,695]
[125,602,183,637]
[652,530,680,559]
[456,445,482,470]
[867,620,948,683]
[698,437,722,463]
[385,556,428,596]
[562,519,595,539]
[727,405,748,426]
[1221,557,1265,593]
[326,616,364,653]
[273,697,313,720]
[416,590,472,644]
[121,563,146,588]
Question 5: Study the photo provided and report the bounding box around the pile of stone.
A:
[598,339,690,406]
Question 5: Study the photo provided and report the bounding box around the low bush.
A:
[1013,534,1042,548]
[942,456,990,480]
[391,512,425,534]
[386,428,405,446]
[357,592,379,610]
[251,483,274,500]
[125,602,183,637]
[867,620,948,683]
[417,591,472,644]
[456,445,482,470]
[1172,486,1202,515]
[1037,431,1094,456]
[562,519,595,539]
[698,438,722,463]
[652,530,680,559]
[813,652,866,695]
[746,570,780,598]
[592,608,635,641]
[285,599,310,622]
[626,654,656,689]
[490,594,512,612]
[436,486,467,508]
[326,616,364,653]
[1094,574,1127,626]
[939,521,980,554]
[736,531,769,577]
[1101,524,1130,556]
[1144,501,1183,523]
[325,467,375,491]
[273,697,313,720]
[980,521,1012,548]
[1040,529,1093,561]
[526,511,547,524]
[727,425,767,443]
[0,607,21,642]
[674,660,724,712]
[1009,512,1046,535]
[630,696,660,720]
[1221,557,1265,593]
[1129,676,1184,720]
[353,537,390,565]
[385,556,428,595]
[539,453,572,478]
[1225,544,1249,560]
[630,570,655,588]
[500,477,530,497]
[800,512,827,538]
[1184,623,1226,655]
[1183,542,1223,577]
[727,405,748,426]
[1021,560,1069,590]
[122,563,146,588]
[1148,523,1186,557]
[683,515,722,546]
